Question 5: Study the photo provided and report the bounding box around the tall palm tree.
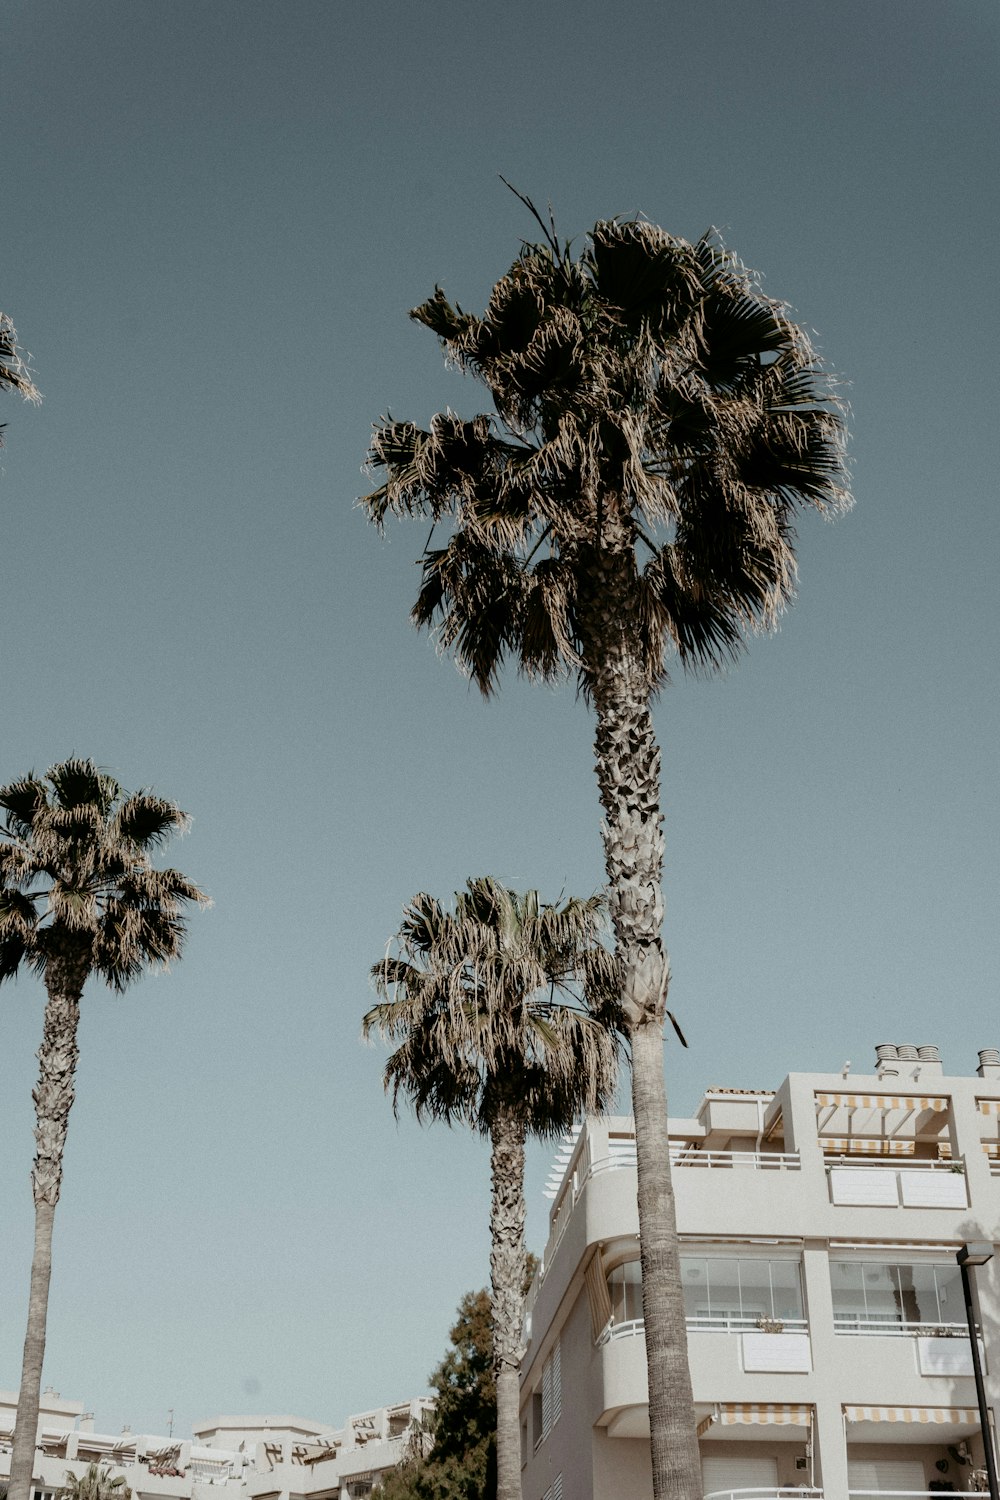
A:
[364,878,622,1500]
[361,208,850,1500]
[0,759,206,1500]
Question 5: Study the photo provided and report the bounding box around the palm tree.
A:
[361,208,850,1500]
[62,1466,131,1500]
[364,878,622,1500]
[0,759,206,1500]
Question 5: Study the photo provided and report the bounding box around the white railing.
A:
[597,1317,645,1345]
[672,1149,801,1169]
[833,1314,968,1337]
[825,1155,963,1171]
[688,1313,808,1334]
[704,1490,822,1500]
[598,1315,808,1345]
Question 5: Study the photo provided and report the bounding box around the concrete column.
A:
[801,1242,847,1498]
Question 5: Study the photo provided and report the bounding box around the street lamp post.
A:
[957,1242,999,1500]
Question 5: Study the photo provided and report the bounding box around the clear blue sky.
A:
[1,0,997,1443]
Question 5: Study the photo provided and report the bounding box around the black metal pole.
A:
[961,1258,1000,1500]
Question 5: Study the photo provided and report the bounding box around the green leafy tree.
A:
[361,207,850,1500]
[0,759,207,1500]
[376,1288,498,1500]
[365,880,621,1500]
[62,1466,131,1500]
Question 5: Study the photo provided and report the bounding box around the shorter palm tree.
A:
[0,759,206,1500]
[364,877,623,1500]
[62,1466,131,1500]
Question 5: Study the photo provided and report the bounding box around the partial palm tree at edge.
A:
[364,878,623,1500]
[361,206,850,1500]
[0,759,207,1500]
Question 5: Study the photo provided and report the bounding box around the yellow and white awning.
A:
[821,1137,915,1155]
[816,1092,947,1112]
[697,1404,812,1436]
[844,1406,978,1425]
[978,1098,1000,1115]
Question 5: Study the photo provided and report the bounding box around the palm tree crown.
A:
[0,757,205,994]
[364,211,849,695]
[364,878,622,1137]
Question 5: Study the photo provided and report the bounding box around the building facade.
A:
[520,1044,1000,1499]
[0,1391,433,1500]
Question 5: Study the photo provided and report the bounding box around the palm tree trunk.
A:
[9,972,83,1500]
[579,557,702,1500]
[489,1110,527,1500]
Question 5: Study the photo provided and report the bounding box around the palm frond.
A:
[0,312,41,405]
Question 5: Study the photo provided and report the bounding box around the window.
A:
[542,1476,563,1500]
[607,1259,642,1323]
[830,1259,963,1330]
[680,1255,803,1329]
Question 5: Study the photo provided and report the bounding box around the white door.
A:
[847,1455,926,1490]
[701,1452,779,1494]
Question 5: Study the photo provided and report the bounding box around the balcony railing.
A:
[704,1490,822,1500]
[833,1314,968,1337]
[598,1314,809,1345]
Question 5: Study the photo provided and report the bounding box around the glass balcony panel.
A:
[769,1259,804,1321]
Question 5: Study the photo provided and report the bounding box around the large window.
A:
[607,1260,643,1324]
[680,1255,803,1329]
[830,1260,964,1330]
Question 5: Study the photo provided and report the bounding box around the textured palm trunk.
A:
[489,1110,527,1500]
[9,968,83,1500]
[579,551,702,1500]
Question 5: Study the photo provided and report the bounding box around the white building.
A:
[520,1043,1000,1499]
[0,1391,433,1500]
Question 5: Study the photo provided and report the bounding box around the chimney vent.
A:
[978,1049,1000,1079]
[915,1045,943,1076]
[897,1043,919,1061]
[876,1044,899,1078]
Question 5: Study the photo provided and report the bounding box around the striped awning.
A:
[816,1092,947,1112]
[821,1137,915,1155]
[979,1099,1000,1115]
[938,1140,997,1159]
[844,1405,978,1425]
[697,1404,812,1436]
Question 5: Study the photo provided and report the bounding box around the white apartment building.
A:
[0,1390,433,1500]
[520,1043,1000,1499]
